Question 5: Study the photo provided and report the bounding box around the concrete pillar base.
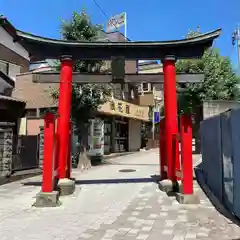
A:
[57,178,76,196]
[176,193,200,204]
[158,179,173,193]
[33,191,60,207]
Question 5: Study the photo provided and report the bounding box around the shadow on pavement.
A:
[108,163,160,166]
[90,161,159,167]
[22,175,160,187]
[194,162,240,227]
[0,169,41,186]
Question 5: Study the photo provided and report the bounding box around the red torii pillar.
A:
[56,55,75,195]
[161,56,180,186]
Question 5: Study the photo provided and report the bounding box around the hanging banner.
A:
[154,111,160,123]
[106,12,126,32]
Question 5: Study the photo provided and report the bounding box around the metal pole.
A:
[124,12,127,39]
[159,119,167,179]
[152,121,155,140]
[237,26,240,69]
[152,101,155,141]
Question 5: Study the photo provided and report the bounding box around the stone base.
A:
[33,191,60,207]
[57,178,76,196]
[176,193,200,204]
[158,179,173,193]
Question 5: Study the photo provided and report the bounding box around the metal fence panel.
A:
[220,111,234,212]
[201,107,240,217]
[230,109,240,218]
[200,115,222,200]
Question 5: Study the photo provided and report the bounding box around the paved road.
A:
[0,150,240,240]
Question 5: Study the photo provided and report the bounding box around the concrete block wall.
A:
[203,100,240,119]
[0,129,13,177]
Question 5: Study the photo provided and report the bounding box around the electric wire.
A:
[91,0,118,29]
[91,0,109,18]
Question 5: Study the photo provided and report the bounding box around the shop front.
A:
[97,98,149,154]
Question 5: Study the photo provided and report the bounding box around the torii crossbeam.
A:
[31,72,204,84]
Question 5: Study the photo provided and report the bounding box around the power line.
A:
[91,0,108,18]
[91,0,119,31]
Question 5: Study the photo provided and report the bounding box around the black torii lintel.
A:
[0,16,221,61]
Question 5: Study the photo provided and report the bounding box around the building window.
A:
[26,108,37,118]
[0,61,9,75]
[142,83,149,91]
[39,107,57,116]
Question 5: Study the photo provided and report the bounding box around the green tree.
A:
[175,28,240,152]
[176,28,240,114]
[50,10,111,169]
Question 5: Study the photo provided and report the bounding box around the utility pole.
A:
[232,25,240,68]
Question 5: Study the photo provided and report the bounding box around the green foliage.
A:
[176,28,240,114]
[236,75,240,83]
[50,84,111,134]
[50,10,112,137]
[148,105,153,120]
[53,10,104,73]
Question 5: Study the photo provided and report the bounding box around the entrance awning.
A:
[0,95,26,122]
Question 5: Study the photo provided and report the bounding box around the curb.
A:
[0,168,42,186]
[194,166,240,225]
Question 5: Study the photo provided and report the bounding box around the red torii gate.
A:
[0,16,221,206]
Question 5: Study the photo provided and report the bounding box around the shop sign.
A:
[135,108,145,117]
[110,100,130,115]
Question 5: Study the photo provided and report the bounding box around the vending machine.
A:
[88,118,104,157]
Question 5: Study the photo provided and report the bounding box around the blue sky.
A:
[1,0,240,68]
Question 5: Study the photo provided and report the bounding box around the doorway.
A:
[115,117,129,152]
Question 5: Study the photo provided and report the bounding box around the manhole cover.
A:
[119,169,136,173]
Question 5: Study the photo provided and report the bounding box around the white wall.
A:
[128,119,141,151]
[0,26,29,61]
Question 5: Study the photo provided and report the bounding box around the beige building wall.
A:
[138,67,163,74]
[138,63,163,106]
[26,119,44,135]
[128,119,141,151]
